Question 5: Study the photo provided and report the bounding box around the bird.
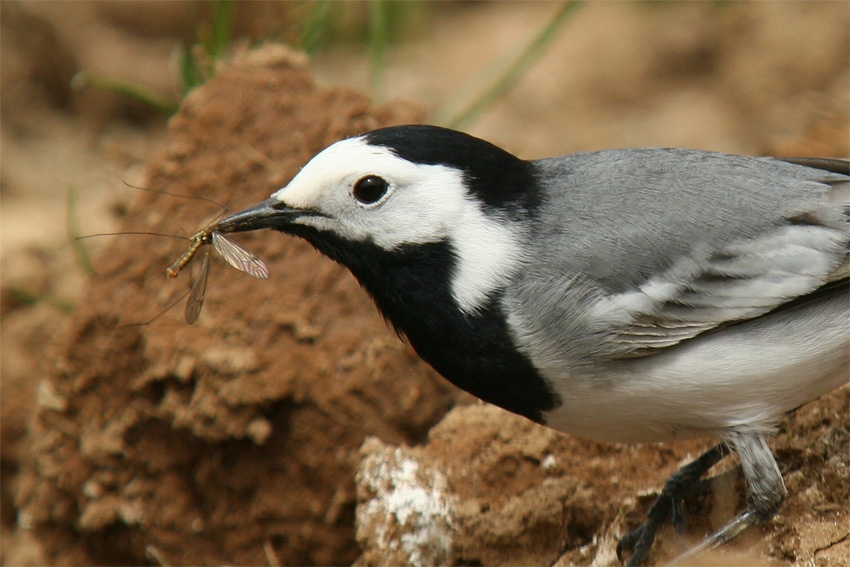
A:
[214,124,849,565]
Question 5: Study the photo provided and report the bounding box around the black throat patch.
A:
[282,224,561,424]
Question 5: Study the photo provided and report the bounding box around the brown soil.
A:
[355,393,849,567]
[2,3,848,566]
[9,46,461,566]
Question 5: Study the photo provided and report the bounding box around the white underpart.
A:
[544,291,849,444]
[271,136,524,314]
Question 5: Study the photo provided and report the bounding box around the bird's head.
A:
[216,125,536,314]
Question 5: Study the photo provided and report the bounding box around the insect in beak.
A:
[166,226,269,324]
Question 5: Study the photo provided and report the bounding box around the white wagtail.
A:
[214,125,849,565]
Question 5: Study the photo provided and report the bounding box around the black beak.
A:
[215,197,303,234]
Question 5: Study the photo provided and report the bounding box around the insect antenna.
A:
[122,181,228,210]
[116,289,190,328]
[76,231,187,241]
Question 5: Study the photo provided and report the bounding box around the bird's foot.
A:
[617,444,726,566]
[668,432,786,564]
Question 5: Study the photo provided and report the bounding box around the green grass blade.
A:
[179,0,236,93]
[300,0,335,54]
[71,71,178,115]
[438,0,582,130]
[66,186,97,277]
[7,286,74,314]
[208,0,236,60]
[369,0,389,96]
[178,45,206,92]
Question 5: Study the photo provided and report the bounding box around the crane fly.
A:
[76,183,270,325]
[167,225,269,324]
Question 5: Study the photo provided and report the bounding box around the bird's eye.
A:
[352,175,389,205]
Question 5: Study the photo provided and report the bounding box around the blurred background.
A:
[1,1,848,565]
[3,1,847,263]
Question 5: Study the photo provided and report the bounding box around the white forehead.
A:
[271,136,427,208]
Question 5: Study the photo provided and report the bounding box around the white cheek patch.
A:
[449,204,525,315]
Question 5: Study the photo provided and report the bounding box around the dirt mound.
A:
[13,45,461,566]
[355,392,849,566]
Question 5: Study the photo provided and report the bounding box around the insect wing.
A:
[211,231,269,279]
[184,247,211,324]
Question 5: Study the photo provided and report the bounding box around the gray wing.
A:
[505,149,849,365]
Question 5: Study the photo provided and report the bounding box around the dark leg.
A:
[617,444,726,566]
[669,432,786,565]
[617,432,788,566]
